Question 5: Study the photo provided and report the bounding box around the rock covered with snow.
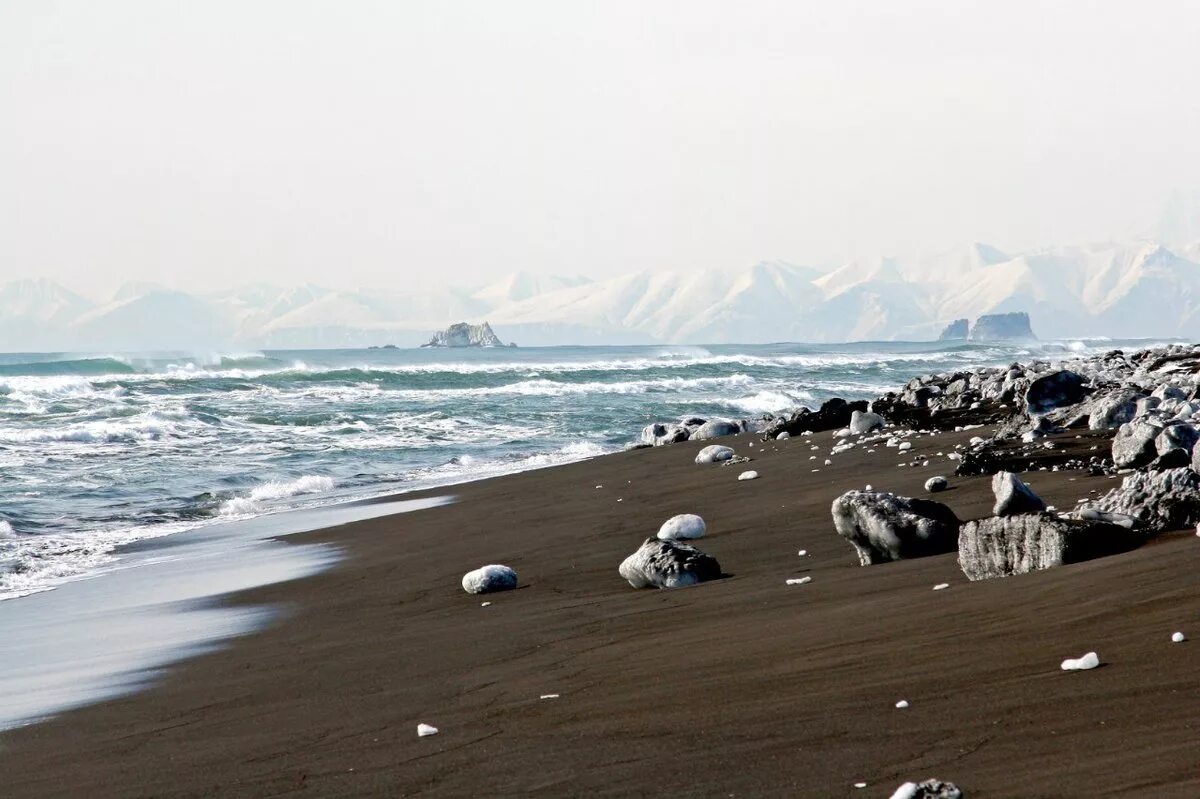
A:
[461,564,519,594]
[991,471,1046,516]
[957,514,1140,581]
[831,490,961,565]
[924,476,948,493]
[656,513,706,541]
[695,445,736,464]
[618,537,721,589]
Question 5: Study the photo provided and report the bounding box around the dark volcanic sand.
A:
[2,428,1198,797]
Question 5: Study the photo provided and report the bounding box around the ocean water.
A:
[0,340,1133,600]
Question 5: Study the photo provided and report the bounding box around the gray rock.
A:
[1155,422,1199,455]
[1086,390,1142,430]
[1095,467,1200,533]
[924,476,948,493]
[889,779,965,799]
[1151,448,1192,470]
[849,409,885,435]
[991,471,1046,516]
[461,564,519,594]
[958,513,1141,581]
[618,537,721,589]
[690,419,743,440]
[423,321,506,348]
[1111,419,1163,468]
[1152,384,1187,402]
[640,422,690,447]
[831,491,961,565]
[695,445,735,464]
[1024,370,1088,415]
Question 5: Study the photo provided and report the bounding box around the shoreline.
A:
[3,346,1200,796]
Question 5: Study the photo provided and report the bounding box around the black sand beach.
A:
[2,423,1197,797]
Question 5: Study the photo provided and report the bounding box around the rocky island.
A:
[421,321,513,348]
[938,312,1036,341]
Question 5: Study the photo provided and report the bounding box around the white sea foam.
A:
[220,475,337,516]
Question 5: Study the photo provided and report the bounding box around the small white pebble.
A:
[417,723,439,737]
[595,485,603,489]
[1172,631,1186,643]
[481,601,492,607]
[797,549,808,557]
[786,576,812,586]
[865,484,873,491]
[932,583,949,591]
[738,470,759,481]
[854,783,868,789]
[540,693,560,700]
[895,700,909,709]
[824,459,832,465]
[616,498,622,502]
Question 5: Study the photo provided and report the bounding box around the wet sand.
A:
[2,427,1198,797]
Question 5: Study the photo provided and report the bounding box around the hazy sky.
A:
[3,1,1200,299]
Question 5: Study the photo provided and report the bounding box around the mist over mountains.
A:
[5,239,1200,351]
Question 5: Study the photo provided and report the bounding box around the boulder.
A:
[1086,390,1142,430]
[889,779,965,799]
[640,422,690,447]
[461,564,519,594]
[991,471,1046,516]
[1095,467,1200,533]
[1111,419,1162,468]
[924,476,948,493]
[695,445,735,464]
[831,491,961,565]
[1152,448,1192,470]
[1155,422,1199,455]
[849,409,885,435]
[618,537,721,589]
[656,513,706,541]
[1024,370,1088,415]
[958,513,1141,581]
[691,419,743,440]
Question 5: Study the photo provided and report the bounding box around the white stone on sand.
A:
[777,431,790,440]
[657,513,706,541]
[738,470,759,481]
[461,564,518,594]
[785,576,812,585]
[540,693,560,700]
[417,723,439,737]
[1060,651,1100,671]
[933,583,949,591]
[1171,631,1186,643]
[695,444,735,464]
[895,699,909,708]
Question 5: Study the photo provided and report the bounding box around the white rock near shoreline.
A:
[656,513,706,541]
[695,445,735,464]
[461,564,518,594]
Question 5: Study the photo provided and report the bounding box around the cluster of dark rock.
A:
[830,343,1200,580]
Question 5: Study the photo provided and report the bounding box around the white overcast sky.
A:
[3,1,1200,298]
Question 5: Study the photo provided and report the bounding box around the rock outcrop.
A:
[831,491,961,565]
[938,319,968,340]
[958,513,1141,580]
[758,398,868,441]
[422,321,507,348]
[618,537,721,589]
[968,311,1036,340]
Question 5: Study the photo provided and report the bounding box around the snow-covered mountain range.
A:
[5,239,1200,351]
